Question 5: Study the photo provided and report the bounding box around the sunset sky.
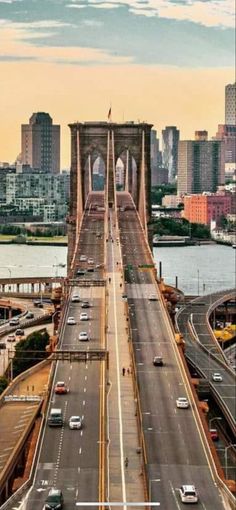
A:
[0,0,234,168]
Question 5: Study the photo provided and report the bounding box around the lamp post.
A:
[197,269,200,296]
[225,444,236,479]
[149,478,160,510]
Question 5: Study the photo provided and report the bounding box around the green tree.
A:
[0,375,8,394]
[151,184,177,205]
[13,329,50,377]
[149,217,210,239]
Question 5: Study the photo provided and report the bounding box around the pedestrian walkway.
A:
[106,211,146,507]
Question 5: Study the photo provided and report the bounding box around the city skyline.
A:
[0,0,234,168]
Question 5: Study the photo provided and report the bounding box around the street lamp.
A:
[149,478,160,510]
[225,444,236,479]
[209,416,222,428]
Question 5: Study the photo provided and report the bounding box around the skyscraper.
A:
[177,139,225,195]
[225,83,236,125]
[162,126,179,183]
[21,112,60,173]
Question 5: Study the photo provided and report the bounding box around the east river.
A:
[0,242,235,296]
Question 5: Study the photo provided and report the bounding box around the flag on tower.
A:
[108,107,112,121]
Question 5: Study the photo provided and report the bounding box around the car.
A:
[179,485,198,504]
[80,255,87,262]
[33,300,43,308]
[148,294,158,301]
[153,356,163,366]
[210,428,219,441]
[7,334,16,342]
[71,294,80,303]
[81,301,90,308]
[212,372,223,382]
[67,316,76,325]
[76,269,86,276]
[87,267,94,273]
[43,488,64,509]
[176,397,190,409]
[25,311,34,319]
[9,318,20,326]
[88,258,94,265]
[15,329,25,337]
[79,331,89,342]
[0,342,6,349]
[54,381,69,395]
[80,312,88,321]
[69,415,82,429]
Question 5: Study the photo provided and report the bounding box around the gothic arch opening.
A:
[92,156,105,191]
[84,153,105,193]
[116,157,125,191]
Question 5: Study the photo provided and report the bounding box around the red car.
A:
[54,381,68,395]
[210,428,219,441]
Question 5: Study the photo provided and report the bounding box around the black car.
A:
[76,269,86,276]
[15,329,25,337]
[81,301,90,308]
[44,488,63,509]
[153,356,164,366]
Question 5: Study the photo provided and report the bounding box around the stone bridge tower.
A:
[68,121,153,266]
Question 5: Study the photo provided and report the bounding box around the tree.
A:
[151,184,177,205]
[13,329,50,377]
[0,376,8,394]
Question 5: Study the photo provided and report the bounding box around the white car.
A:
[88,258,94,265]
[69,415,82,429]
[176,397,189,409]
[80,255,87,262]
[71,294,80,303]
[179,485,198,503]
[79,331,89,342]
[67,316,76,325]
[7,334,16,342]
[148,294,158,301]
[212,372,223,382]
[80,312,88,321]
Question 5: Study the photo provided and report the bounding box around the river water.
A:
[0,243,235,296]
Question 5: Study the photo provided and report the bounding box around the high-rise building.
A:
[21,112,60,174]
[214,124,236,164]
[225,83,236,125]
[162,126,179,183]
[150,129,162,186]
[177,139,225,195]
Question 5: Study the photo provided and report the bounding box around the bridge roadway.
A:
[21,194,105,510]
[176,292,236,434]
[117,192,226,509]
[5,191,230,510]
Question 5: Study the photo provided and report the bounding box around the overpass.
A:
[1,122,235,510]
